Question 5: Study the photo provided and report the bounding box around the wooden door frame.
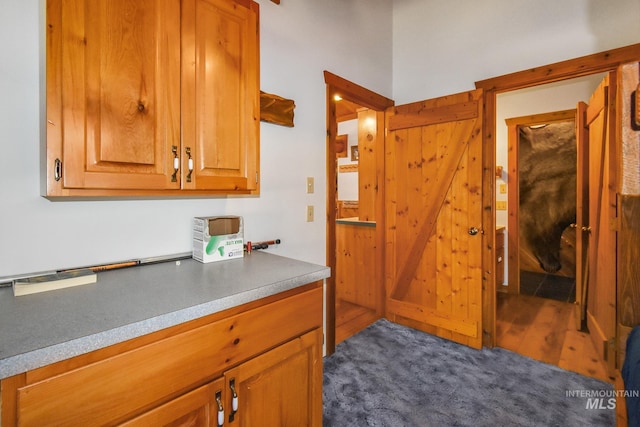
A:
[323,71,394,355]
[475,43,640,347]
[505,109,577,295]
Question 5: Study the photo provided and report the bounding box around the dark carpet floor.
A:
[323,319,615,427]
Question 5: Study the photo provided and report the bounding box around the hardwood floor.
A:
[335,299,379,345]
[336,292,612,383]
[496,291,612,383]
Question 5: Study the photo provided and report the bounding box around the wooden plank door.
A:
[577,74,617,372]
[385,89,483,349]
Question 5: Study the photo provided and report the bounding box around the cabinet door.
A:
[120,379,225,427]
[224,329,322,427]
[46,0,182,193]
[182,0,260,191]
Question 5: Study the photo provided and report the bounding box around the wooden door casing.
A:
[385,89,483,349]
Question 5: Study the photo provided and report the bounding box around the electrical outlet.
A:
[496,201,507,210]
[306,205,314,222]
[307,177,314,194]
[499,183,507,194]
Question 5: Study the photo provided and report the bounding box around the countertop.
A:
[0,252,330,380]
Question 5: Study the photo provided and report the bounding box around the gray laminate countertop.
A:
[0,252,330,380]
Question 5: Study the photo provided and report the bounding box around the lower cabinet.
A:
[0,284,323,426]
[121,380,226,427]
[123,328,322,426]
[225,329,322,426]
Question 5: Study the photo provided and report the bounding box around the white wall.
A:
[392,0,639,285]
[392,0,640,103]
[495,74,605,227]
[3,0,638,279]
[0,0,392,278]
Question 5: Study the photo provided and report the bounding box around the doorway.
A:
[504,109,578,303]
[323,71,394,355]
[494,81,610,381]
[477,45,640,381]
[475,44,638,350]
[334,102,382,344]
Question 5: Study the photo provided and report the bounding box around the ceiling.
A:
[335,98,365,122]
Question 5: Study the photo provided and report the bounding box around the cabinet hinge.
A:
[54,158,62,181]
[256,172,259,184]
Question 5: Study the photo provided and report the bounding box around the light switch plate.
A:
[306,177,314,194]
[306,205,314,222]
[496,201,507,210]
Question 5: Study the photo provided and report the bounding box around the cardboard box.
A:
[193,216,244,263]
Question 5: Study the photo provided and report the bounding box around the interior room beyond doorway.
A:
[494,73,609,381]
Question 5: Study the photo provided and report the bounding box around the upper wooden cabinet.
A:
[44,0,260,197]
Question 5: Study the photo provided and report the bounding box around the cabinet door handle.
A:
[54,158,63,181]
[229,379,238,422]
[171,146,179,183]
[215,390,225,427]
[186,147,194,183]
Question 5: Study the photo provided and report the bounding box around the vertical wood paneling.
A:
[420,125,438,313]
[451,143,470,345]
[406,126,425,306]
[467,113,484,344]
[618,198,640,325]
[436,124,454,341]
[358,110,377,221]
[618,195,640,367]
[384,110,398,323]
[336,223,377,309]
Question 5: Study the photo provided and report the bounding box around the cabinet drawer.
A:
[16,287,322,426]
